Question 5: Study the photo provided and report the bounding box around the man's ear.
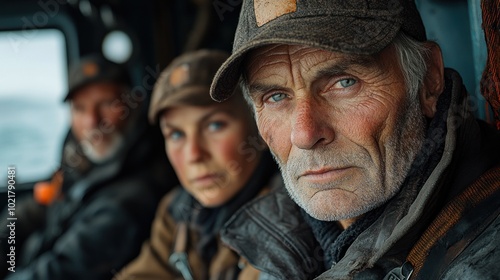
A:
[420,42,444,118]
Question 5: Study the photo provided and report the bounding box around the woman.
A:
[116,50,278,280]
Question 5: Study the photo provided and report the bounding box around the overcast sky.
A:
[0,29,67,100]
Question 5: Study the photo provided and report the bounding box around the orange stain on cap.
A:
[254,0,297,27]
[82,62,99,77]
[169,64,191,87]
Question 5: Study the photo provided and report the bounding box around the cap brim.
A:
[210,15,401,102]
[148,86,215,124]
[64,76,129,102]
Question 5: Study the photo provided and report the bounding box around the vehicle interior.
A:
[0,0,496,212]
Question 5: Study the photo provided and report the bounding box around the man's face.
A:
[159,101,259,208]
[70,82,128,163]
[245,44,427,223]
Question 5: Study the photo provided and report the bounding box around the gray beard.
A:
[80,133,125,164]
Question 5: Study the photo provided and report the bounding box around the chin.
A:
[197,197,225,208]
[297,194,364,222]
[81,134,124,163]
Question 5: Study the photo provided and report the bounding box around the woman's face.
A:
[159,101,259,207]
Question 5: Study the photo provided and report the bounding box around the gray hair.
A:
[392,32,432,99]
[240,75,254,110]
[239,32,432,107]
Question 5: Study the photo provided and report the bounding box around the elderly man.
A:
[210,0,500,279]
[0,54,176,280]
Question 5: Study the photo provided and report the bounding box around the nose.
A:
[185,135,207,163]
[290,98,334,149]
[82,107,100,130]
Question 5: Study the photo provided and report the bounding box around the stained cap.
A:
[210,0,426,101]
[149,50,230,124]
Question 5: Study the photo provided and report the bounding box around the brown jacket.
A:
[114,189,260,280]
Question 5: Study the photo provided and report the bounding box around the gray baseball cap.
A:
[148,49,230,124]
[210,0,426,102]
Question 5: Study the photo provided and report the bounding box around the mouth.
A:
[298,167,353,184]
[191,173,225,188]
[82,133,115,146]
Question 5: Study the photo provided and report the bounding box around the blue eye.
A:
[208,121,225,132]
[338,78,356,88]
[269,93,287,102]
[168,130,184,141]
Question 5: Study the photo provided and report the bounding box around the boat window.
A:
[0,29,69,185]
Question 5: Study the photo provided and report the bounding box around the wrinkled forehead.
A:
[242,43,384,82]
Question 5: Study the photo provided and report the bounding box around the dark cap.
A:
[148,49,230,124]
[65,54,131,101]
[210,0,426,102]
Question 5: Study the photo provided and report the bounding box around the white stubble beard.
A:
[80,132,125,164]
[273,95,427,222]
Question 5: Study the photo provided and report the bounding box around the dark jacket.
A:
[221,69,500,280]
[5,112,177,280]
[117,151,279,280]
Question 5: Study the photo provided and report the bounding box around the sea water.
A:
[0,96,69,186]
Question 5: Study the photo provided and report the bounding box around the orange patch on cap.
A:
[254,0,297,27]
[82,62,99,77]
[169,64,190,87]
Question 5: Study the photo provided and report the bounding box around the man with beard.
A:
[209,0,500,279]
[0,54,176,280]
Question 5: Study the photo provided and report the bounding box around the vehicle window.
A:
[0,29,69,185]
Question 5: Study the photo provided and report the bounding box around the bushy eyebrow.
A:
[247,54,375,97]
[159,117,174,132]
[248,83,288,96]
[313,55,375,81]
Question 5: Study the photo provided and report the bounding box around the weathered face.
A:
[70,82,128,163]
[244,44,428,223]
[159,101,259,208]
